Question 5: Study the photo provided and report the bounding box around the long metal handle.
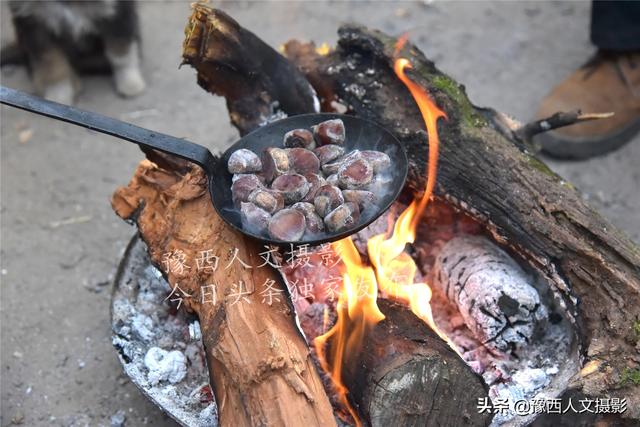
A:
[0,86,216,174]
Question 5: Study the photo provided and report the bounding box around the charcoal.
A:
[337,158,373,189]
[432,235,548,356]
[227,149,262,174]
[240,202,271,235]
[291,202,325,234]
[271,174,310,204]
[231,174,264,207]
[248,189,284,214]
[287,148,320,175]
[312,118,345,146]
[360,150,391,172]
[342,189,376,210]
[313,185,344,218]
[314,145,345,165]
[324,202,360,232]
[261,147,290,183]
[302,173,327,202]
[283,129,315,149]
[268,209,306,241]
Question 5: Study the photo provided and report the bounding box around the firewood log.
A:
[111,162,336,427]
[182,4,318,134]
[345,300,490,427]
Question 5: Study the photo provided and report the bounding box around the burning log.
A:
[432,235,548,358]
[111,162,336,427]
[344,299,490,427]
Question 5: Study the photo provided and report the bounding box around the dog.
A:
[4,0,146,104]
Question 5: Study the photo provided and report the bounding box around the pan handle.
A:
[0,86,217,174]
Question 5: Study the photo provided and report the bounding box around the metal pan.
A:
[0,86,408,246]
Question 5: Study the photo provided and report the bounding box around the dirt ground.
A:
[1,1,638,426]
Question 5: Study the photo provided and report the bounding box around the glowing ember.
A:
[313,37,450,425]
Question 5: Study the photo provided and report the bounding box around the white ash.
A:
[131,313,155,342]
[424,235,577,426]
[189,320,202,341]
[112,237,218,427]
[432,235,548,357]
[144,347,187,385]
[199,404,218,426]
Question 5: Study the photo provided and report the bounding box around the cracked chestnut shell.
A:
[313,185,344,218]
[284,129,315,149]
[261,147,290,183]
[324,202,361,232]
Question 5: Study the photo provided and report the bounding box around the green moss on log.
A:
[431,75,486,128]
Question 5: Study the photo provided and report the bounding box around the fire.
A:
[313,239,383,426]
[314,38,450,425]
[368,57,449,342]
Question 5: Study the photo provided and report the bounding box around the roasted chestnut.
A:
[268,209,306,241]
[284,129,315,149]
[271,173,310,204]
[287,148,320,175]
[313,119,346,146]
[227,149,262,174]
[313,185,344,218]
[324,202,360,232]
[261,147,290,183]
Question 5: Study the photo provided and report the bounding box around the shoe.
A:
[534,51,640,159]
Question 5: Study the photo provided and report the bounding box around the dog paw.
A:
[43,79,76,105]
[113,67,146,98]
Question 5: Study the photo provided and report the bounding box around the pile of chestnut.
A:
[228,118,391,241]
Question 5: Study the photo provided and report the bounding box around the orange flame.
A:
[313,239,383,426]
[314,37,451,425]
[368,57,450,342]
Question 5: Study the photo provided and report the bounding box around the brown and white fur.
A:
[8,0,145,104]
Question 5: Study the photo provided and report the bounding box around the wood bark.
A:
[111,163,336,427]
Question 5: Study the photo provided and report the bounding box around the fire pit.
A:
[109,3,640,427]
